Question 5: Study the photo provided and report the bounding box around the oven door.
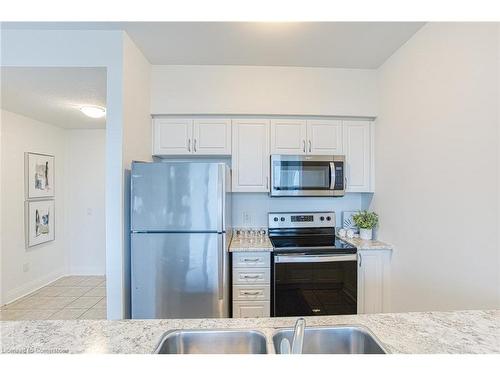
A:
[270,155,344,197]
[272,253,357,317]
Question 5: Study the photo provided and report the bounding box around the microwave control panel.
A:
[334,162,344,190]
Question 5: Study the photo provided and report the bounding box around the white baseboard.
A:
[69,267,105,276]
[1,268,66,306]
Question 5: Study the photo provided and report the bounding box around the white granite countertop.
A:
[229,234,392,252]
[229,234,273,252]
[1,310,498,354]
[338,236,393,251]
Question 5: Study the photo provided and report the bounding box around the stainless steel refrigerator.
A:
[130,161,231,319]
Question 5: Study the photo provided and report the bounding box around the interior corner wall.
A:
[0,109,67,305]
[373,22,500,312]
[64,129,106,276]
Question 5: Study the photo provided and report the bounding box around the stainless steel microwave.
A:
[270,155,346,197]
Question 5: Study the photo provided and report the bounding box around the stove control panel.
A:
[268,212,336,229]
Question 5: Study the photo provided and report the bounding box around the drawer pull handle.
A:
[242,291,261,295]
[243,275,260,279]
[243,258,260,262]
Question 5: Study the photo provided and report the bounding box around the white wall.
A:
[232,193,369,228]
[120,34,152,318]
[64,129,106,275]
[0,110,67,304]
[1,29,127,318]
[373,23,500,312]
[151,65,377,117]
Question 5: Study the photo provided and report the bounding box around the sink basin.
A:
[155,329,268,354]
[272,325,387,354]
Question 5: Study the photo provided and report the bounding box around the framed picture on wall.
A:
[25,152,55,199]
[342,211,359,234]
[25,200,55,248]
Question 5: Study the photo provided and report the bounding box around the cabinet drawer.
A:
[232,301,270,318]
[233,252,270,268]
[233,268,270,284]
[233,285,270,301]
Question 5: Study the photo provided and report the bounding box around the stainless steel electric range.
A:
[268,211,358,317]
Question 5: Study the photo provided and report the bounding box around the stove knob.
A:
[273,217,279,222]
[326,216,332,221]
[320,216,325,221]
[280,217,285,222]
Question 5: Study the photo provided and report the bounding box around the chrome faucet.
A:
[291,318,306,354]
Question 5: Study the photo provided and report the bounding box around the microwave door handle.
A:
[330,162,336,189]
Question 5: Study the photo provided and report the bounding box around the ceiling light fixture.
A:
[80,105,106,119]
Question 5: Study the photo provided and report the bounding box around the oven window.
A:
[274,260,357,316]
[273,161,330,190]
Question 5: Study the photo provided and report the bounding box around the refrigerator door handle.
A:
[217,234,224,300]
[217,164,224,233]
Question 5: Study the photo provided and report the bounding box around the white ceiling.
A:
[1,67,106,129]
[2,22,425,68]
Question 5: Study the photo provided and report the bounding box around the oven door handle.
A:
[330,162,336,190]
[274,253,357,263]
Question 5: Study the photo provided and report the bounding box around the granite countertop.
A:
[229,234,273,252]
[1,310,498,354]
[338,236,393,250]
[229,234,391,252]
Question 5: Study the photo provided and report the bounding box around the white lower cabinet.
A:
[233,301,271,319]
[357,249,392,314]
[232,252,271,318]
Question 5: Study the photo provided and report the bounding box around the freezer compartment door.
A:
[131,162,224,232]
[131,232,229,319]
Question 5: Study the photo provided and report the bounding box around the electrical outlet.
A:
[242,211,252,226]
[23,263,30,273]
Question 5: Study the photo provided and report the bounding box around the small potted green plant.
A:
[352,211,379,240]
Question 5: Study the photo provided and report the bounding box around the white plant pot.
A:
[359,228,373,240]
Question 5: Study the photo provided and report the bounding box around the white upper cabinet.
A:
[270,119,307,154]
[193,119,231,155]
[306,119,343,155]
[270,119,344,155]
[342,120,373,192]
[153,117,231,156]
[153,118,193,155]
[232,119,270,193]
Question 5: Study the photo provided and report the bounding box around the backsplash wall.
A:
[231,192,372,228]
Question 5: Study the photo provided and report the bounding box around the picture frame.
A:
[25,200,55,248]
[342,211,359,234]
[25,152,55,199]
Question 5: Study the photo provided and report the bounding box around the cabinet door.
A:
[343,120,372,192]
[231,119,270,192]
[270,119,307,154]
[306,119,343,155]
[232,301,270,318]
[193,119,231,155]
[357,250,391,314]
[152,118,193,155]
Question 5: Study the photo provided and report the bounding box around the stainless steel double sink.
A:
[155,325,387,354]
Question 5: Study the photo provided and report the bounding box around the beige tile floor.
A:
[0,275,107,321]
